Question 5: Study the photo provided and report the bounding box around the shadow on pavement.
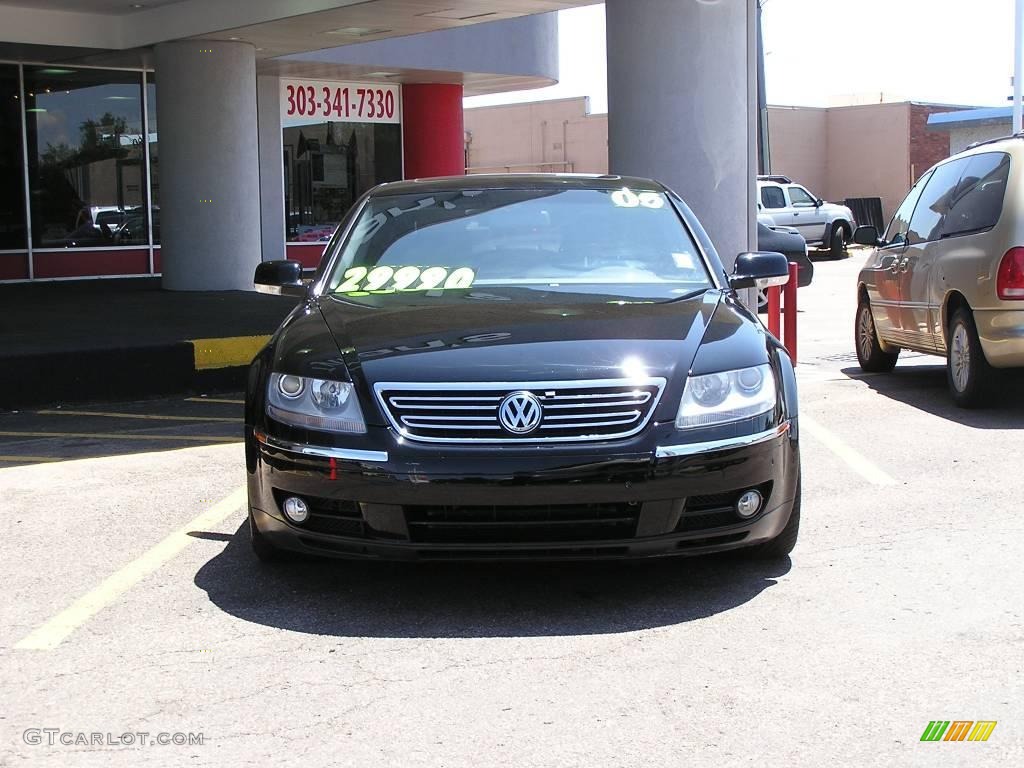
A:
[194,522,791,639]
[841,365,1024,428]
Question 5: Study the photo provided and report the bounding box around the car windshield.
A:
[324,187,713,304]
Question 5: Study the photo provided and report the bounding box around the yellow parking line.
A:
[0,455,62,463]
[0,431,238,443]
[800,416,897,486]
[15,486,247,650]
[186,397,245,405]
[37,409,237,423]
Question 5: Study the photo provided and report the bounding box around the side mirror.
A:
[254,260,308,297]
[814,199,824,208]
[853,225,882,247]
[730,251,790,290]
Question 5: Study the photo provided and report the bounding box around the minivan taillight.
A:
[997,248,1024,300]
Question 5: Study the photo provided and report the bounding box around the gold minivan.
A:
[853,136,1024,407]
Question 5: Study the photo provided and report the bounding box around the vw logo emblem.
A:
[498,391,543,434]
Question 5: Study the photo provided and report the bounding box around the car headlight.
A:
[676,364,777,429]
[266,373,366,433]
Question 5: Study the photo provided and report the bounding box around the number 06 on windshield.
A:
[336,266,476,295]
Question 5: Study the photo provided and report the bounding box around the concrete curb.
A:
[0,335,271,409]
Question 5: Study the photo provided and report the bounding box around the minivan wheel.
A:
[829,224,847,260]
[855,298,898,372]
[947,307,993,408]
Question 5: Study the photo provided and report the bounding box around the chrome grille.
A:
[374,378,666,444]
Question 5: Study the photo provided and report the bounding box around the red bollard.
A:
[767,285,781,339]
[784,261,799,365]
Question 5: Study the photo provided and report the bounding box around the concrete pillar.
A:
[401,83,465,178]
[606,0,758,269]
[155,41,262,290]
[257,73,285,263]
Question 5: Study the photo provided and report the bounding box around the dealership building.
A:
[0,0,765,290]
[466,96,967,224]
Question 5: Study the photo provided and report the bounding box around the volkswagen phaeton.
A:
[246,175,801,562]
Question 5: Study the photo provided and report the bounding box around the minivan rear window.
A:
[940,152,1010,239]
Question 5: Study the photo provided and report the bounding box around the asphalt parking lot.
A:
[2,250,1022,767]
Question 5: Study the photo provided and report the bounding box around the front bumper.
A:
[247,422,800,562]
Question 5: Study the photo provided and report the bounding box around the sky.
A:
[465,0,1015,113]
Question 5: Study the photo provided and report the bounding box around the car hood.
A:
[298,289,772,426]
[824,201,854,216]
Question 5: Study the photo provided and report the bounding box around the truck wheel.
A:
[855,297,898,372]
[829,224,847,260]
[947,307,994,409]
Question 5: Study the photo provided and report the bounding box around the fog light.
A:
[282,496,310,524]
[736,490,763,518]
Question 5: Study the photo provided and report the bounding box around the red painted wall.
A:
[33,249,150,279]
[0,252,29,280]
[402,84,465,179]
[286,243,327,269]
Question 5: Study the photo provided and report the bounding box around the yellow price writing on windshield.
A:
[336,266,476,294]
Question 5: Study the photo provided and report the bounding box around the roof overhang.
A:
[0,1,592,55]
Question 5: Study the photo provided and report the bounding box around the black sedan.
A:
[756,222,813,311]
[246,175,801,562]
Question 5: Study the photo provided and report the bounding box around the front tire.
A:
[947,307,993,408]
[249,506,285,562]
[746,477,800,559]
[855,298,899,372]
[829,223,847,260]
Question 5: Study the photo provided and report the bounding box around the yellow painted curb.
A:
[190,335,271,370]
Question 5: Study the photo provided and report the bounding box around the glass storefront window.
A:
[0,64,26,251]
[23,67,149,249]
[283,121,401,243]
[145,75,159,245]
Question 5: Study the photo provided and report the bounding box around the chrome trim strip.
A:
[540,416,639,429]
[391,396,502,405]
[377,378,665,391]
[545,391,651,401]
[255,432,389,463]
[374,377,667,444]
[543,410,640,421]
[545,397,650,409]
[655,422,791,459]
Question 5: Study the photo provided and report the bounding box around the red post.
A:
[401,83,465,179]
[784,262,799,365]
[767,285,781,338]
